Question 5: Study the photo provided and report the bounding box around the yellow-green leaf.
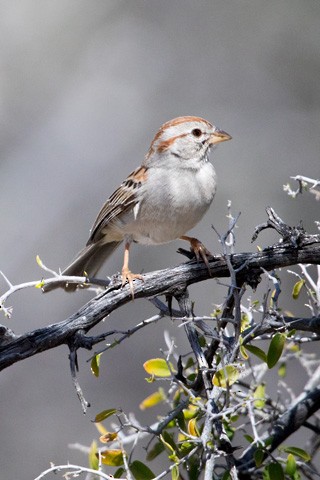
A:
[139,388,166,410]
[278,362,287,378]
[88,440,99,470]
[267,333,286,368]
[253,383,266,409]
[99,431,118,443]
[244,344,267,363]
[187,417,200,437]
[143,358,175,377]
[240,345,249,360]
[160,432,177,455]
[171,464,179,480]
[99,449,124,466]
[282,446,311,461]
[36,255,43,268]
[91,353,102,377]
[35,280,45,289]
[183,405,198,420]
[292,279,305,299]
[212,365,239,388]
[130,460,155,480]
[241,313,251,332]
[285,453,297,476]
[94,408,118,423]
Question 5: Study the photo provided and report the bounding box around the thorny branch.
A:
[0,207,319,370]
[1,207,320,478]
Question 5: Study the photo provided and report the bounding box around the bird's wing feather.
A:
[88,166,148,243]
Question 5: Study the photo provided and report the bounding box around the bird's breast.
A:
[122,163,217,245]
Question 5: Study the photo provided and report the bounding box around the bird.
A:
[43,116,231,294]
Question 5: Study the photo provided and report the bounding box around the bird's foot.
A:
[121,267,144,298]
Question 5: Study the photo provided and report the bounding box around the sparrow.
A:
[43,116,231,294]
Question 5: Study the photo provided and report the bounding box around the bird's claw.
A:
[121,267,144,298]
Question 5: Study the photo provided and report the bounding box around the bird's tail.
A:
[42,241,121,292]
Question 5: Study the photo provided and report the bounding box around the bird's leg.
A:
[121,240,143,297]
[180,235,212,272]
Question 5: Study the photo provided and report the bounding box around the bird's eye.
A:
[191,128,202,137]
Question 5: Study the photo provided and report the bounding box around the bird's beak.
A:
[209,129,232,145]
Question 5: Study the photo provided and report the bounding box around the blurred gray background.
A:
[0,1,319,478]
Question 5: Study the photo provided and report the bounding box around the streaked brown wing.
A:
[88,166,148,243]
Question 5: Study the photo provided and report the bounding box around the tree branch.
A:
[0,207,320,372]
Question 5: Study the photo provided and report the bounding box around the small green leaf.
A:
[267,333,286,369]
[88,440,99,470]
[253,383,266,409]
[171,464,179,480]
[282,446,311,461]
[254,448,264,467]
[244,344,267,363]
[292,279,305,299]
[221,472,231,480]
[285,453,297,476]
[93,408,117,423]
[143,358,175,377]
[99,449,124,466]
[160,432,177,453]
[278,362,287,378]
[114,467,125,478]
[212,365,239,388]
[146,441,165,461]
[35,280,45,289]
[91,353,102,377]
[268,462,284,480]
[139,388,166,410]
[240,345,249,360]
[130,460,155,480]
[244,434,254,443]
[36,255,43,267]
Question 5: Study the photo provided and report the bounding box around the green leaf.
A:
[91,353,102,377]
[114,467,125,478]
[143,358,175,377]
[130,460,155,480]
[240,345,249,360]
[253,383,266,409]
[285,453,297,476]
[268,462,284,480]
[93,408,117,423]
[282,446,311,461]
[139,388,166,410]
[292,279,305,299]
[267,333,286,369]
[160,431,177,453]
[254,448,264,467]
[278,362,287,378]
[88,440,99,470]
[221,472,231,480]
[212,365,239,388]
[244,434,254,443]
[171,464,179,480]
[99,449,124,466]
[244,344,267,363]
[146,441,165,461]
